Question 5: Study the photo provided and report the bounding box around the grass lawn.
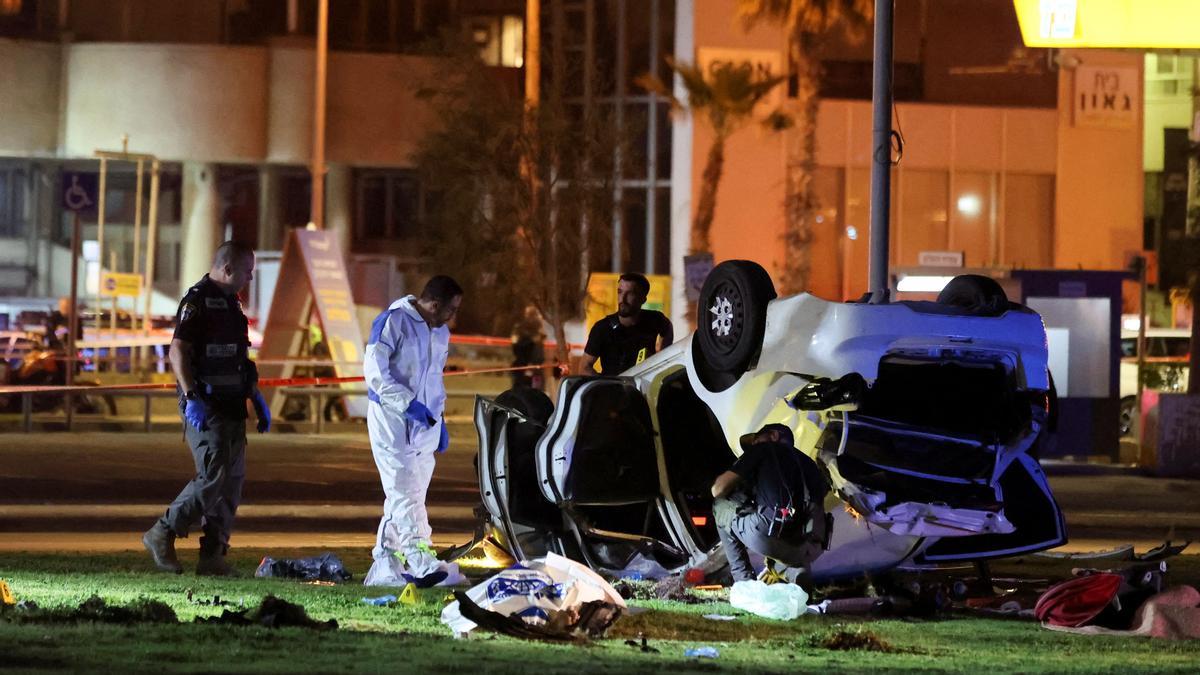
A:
[2,548,1199,673]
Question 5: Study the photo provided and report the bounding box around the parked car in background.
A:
[1119,327,1191,436]
[473,263,1064,582]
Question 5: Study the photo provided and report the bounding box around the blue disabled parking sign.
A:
[62,172,97,213]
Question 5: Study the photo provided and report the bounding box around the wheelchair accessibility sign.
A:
[62,172,97,212]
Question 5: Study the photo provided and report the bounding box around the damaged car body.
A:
[474,261,1066,582]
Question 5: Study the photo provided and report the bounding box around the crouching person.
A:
[711,423,831,590]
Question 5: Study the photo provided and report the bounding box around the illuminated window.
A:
[466,14,524,68]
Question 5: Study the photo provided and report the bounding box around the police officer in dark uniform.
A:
[580,273,673,375]
[142,241,270,576]
[711,423,831,590]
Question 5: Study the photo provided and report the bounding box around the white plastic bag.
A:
[440,552,626,635]
[729,580,809,620]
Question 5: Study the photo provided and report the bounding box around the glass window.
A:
[621,189,647,272]
[355,169,425,241]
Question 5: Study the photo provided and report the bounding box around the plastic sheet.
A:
[728,580,810,620]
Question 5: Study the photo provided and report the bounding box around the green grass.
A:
[2,549,1199,673]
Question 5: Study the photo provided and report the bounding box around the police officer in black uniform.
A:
[581,273,673,375]
[142,241,270,576]
[711,423,831,590]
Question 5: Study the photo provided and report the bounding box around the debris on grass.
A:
[1,595,177,625]
[624,632,660,653]
[812,628,903,653]
[194,595,338,631]
[254,552,352,583]
[683,646,720,658]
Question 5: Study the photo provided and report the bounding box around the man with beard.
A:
[581,273,673,375]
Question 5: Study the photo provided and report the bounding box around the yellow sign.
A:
[100,272,143,297]
[584,273,672,340]
[1013,0,1200,49]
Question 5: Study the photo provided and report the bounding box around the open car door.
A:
[536,376,691,571]
[474,389,565,562]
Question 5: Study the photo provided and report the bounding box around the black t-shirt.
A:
[174,275,251,419]
[584,310,673,375]
[732,441,828,515]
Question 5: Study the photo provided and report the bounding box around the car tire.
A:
[694,260,777,390]
[936,274,1009,316]
[495,387,554,426]
[1119,395,1135,438]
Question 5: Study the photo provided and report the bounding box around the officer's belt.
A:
[198,374,244,390]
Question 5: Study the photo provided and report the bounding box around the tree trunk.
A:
[779,47,821,296]
[692,135,726,255]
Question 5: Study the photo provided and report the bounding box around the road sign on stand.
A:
[257,229,367,419]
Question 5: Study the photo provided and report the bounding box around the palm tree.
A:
[736,0,873,294]
[638,58,787,256]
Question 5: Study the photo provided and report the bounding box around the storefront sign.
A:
[1073,65,1138,129]
[917,251,964,267]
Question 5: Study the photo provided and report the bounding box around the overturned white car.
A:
[474,261,1065,581]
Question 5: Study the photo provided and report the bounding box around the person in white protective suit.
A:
[363,275,466,587]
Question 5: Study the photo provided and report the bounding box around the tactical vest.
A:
[180,278,251,398]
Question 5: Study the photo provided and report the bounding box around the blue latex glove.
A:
[405,399,436,429]
[435,418,449,454]
[184,396,209,431]
[251,389,271,433]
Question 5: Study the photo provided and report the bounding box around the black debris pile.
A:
[194,595,338,631]
[612,579,656,601]
[1,595,177,625]
[812,628,904,653]
[651,576,709,605]
[624,632,660,654]
[254,553,352,583]
[453,590,622,642]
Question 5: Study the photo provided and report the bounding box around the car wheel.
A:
[936,274,1009,316]
[1119,396,1135,438]
[495,387,554,426]
[694,260,777,390]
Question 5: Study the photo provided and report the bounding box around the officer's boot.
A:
[196,535,239,577]
[142,521,183,574]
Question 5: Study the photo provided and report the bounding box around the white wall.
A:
[62,43,270,161]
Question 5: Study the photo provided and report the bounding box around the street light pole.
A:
[868,0,894,303]
[310,0,328,230]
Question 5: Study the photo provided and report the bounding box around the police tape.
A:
[0,363,569,395]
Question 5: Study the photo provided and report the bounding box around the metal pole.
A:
[96,157,107,333]
[868,0,894,303]
[133,158,144,371]
[143,160,161,371]
[1135,256,1147,447]
[310,0,329,230]
[66,212,81,430]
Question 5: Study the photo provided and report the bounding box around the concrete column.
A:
[180,162,220,289]
[325,162,353,260]
[257,164,282,251]
[668,0,694,332]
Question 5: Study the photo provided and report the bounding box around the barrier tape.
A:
[0,363,569,396]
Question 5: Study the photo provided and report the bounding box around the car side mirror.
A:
[789,372,867,411]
